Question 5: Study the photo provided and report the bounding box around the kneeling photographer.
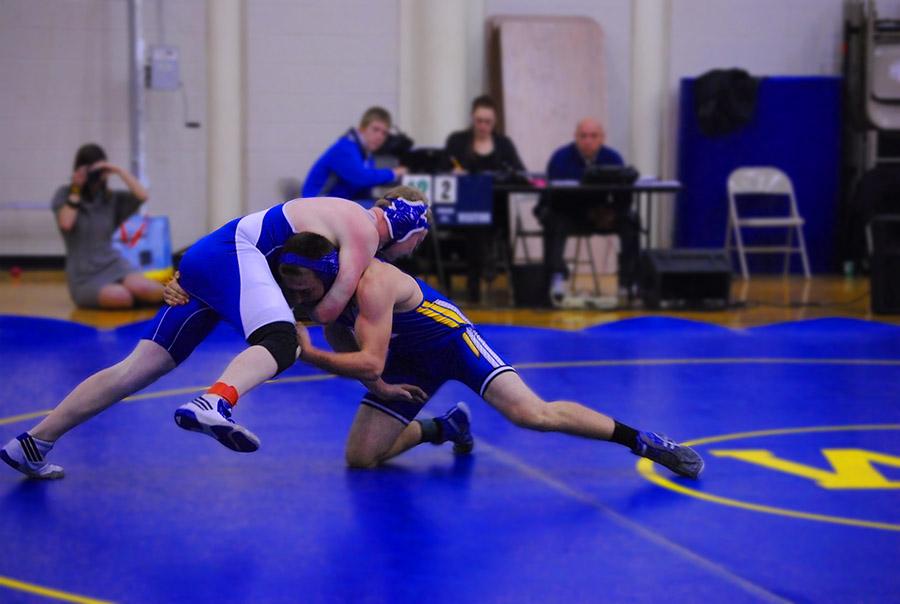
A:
[52,143,163,309]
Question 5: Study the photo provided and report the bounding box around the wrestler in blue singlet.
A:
[143,203,297,364]
[143,196,430,366]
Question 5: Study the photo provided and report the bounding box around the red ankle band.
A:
[207,382,239,406]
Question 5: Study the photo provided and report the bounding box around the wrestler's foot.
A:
[437,402,474,455]
[174,396,260,453]
[633,431,703,479]
[1,432,64,479]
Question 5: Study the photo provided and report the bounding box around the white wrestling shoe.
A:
[174,396,260,453]
[1,433,65,479]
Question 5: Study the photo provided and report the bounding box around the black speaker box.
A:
[870,215,900,314]
[640,249,732,310]
[511,264,550,308]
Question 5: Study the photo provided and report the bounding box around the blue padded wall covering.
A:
[676,76,842,273]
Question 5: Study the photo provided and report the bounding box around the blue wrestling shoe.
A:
[1,432,64,479]
[437,402,474,455]
[633,431,704,479]
[174,396,260,453]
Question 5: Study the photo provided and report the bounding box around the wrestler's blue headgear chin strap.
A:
[381,197,430,245]
[279,249,339,291]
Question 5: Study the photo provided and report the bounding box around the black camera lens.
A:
[86,169,103,187]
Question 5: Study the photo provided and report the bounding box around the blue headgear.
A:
[382,197,430,244]
[279,249,340,291]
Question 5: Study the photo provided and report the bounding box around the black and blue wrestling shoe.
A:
[437,402,474,455]
[633,431,704,479]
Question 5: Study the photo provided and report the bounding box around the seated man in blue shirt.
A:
[536,118,638,304]
[302,107,408,200]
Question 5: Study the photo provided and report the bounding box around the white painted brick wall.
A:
[244,0,400,211]
[2,0,878,259]
[0,0,207,256]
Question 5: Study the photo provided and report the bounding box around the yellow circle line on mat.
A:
[2,357,897,427]
[0,374,336,426]
[1,363,897,600]
[637,424,900,532]
[0,575,113,604]
[515,357,900,369]
[0,374,337,602]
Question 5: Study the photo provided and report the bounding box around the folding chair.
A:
[725,167,811,279]
[512,201,601,295]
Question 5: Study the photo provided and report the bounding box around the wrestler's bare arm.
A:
[285,198,380,324]
[299,269,393,381]
[313,288,424,403]
[311,229,378,323]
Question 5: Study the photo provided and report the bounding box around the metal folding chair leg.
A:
[796,224,811,278]
[783,228,793,276]
[568,235,602,296]
[732,217,750,280]
[587,238,601,296]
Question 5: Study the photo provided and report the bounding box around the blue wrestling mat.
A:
[0,315,898,603]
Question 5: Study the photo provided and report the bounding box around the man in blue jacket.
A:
[536,118,637,304]
[302,107,407,200]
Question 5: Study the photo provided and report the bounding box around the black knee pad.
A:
[247,321,298,375]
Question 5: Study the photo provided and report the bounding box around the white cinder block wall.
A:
[244,0,400,213]
[0,0,207,255]
[6,0,900,256]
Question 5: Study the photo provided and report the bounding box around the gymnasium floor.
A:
[0,273,897,603]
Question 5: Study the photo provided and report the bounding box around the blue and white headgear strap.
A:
[279,249,340,291]
[382,197,430,244]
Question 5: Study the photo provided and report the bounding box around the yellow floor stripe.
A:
[0,374,336,426]
[516,357,900,369]
[411,408,790,603]
[0,575,113,604]
[0,374,342,601]
[683,423,900,447]
[0,410,54,426]
[638,424,900,532]
[467,440,790,603]
[639,458,900,532]
[2,358,896,428]
[123,374,336,402]
[1,361,894,599]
